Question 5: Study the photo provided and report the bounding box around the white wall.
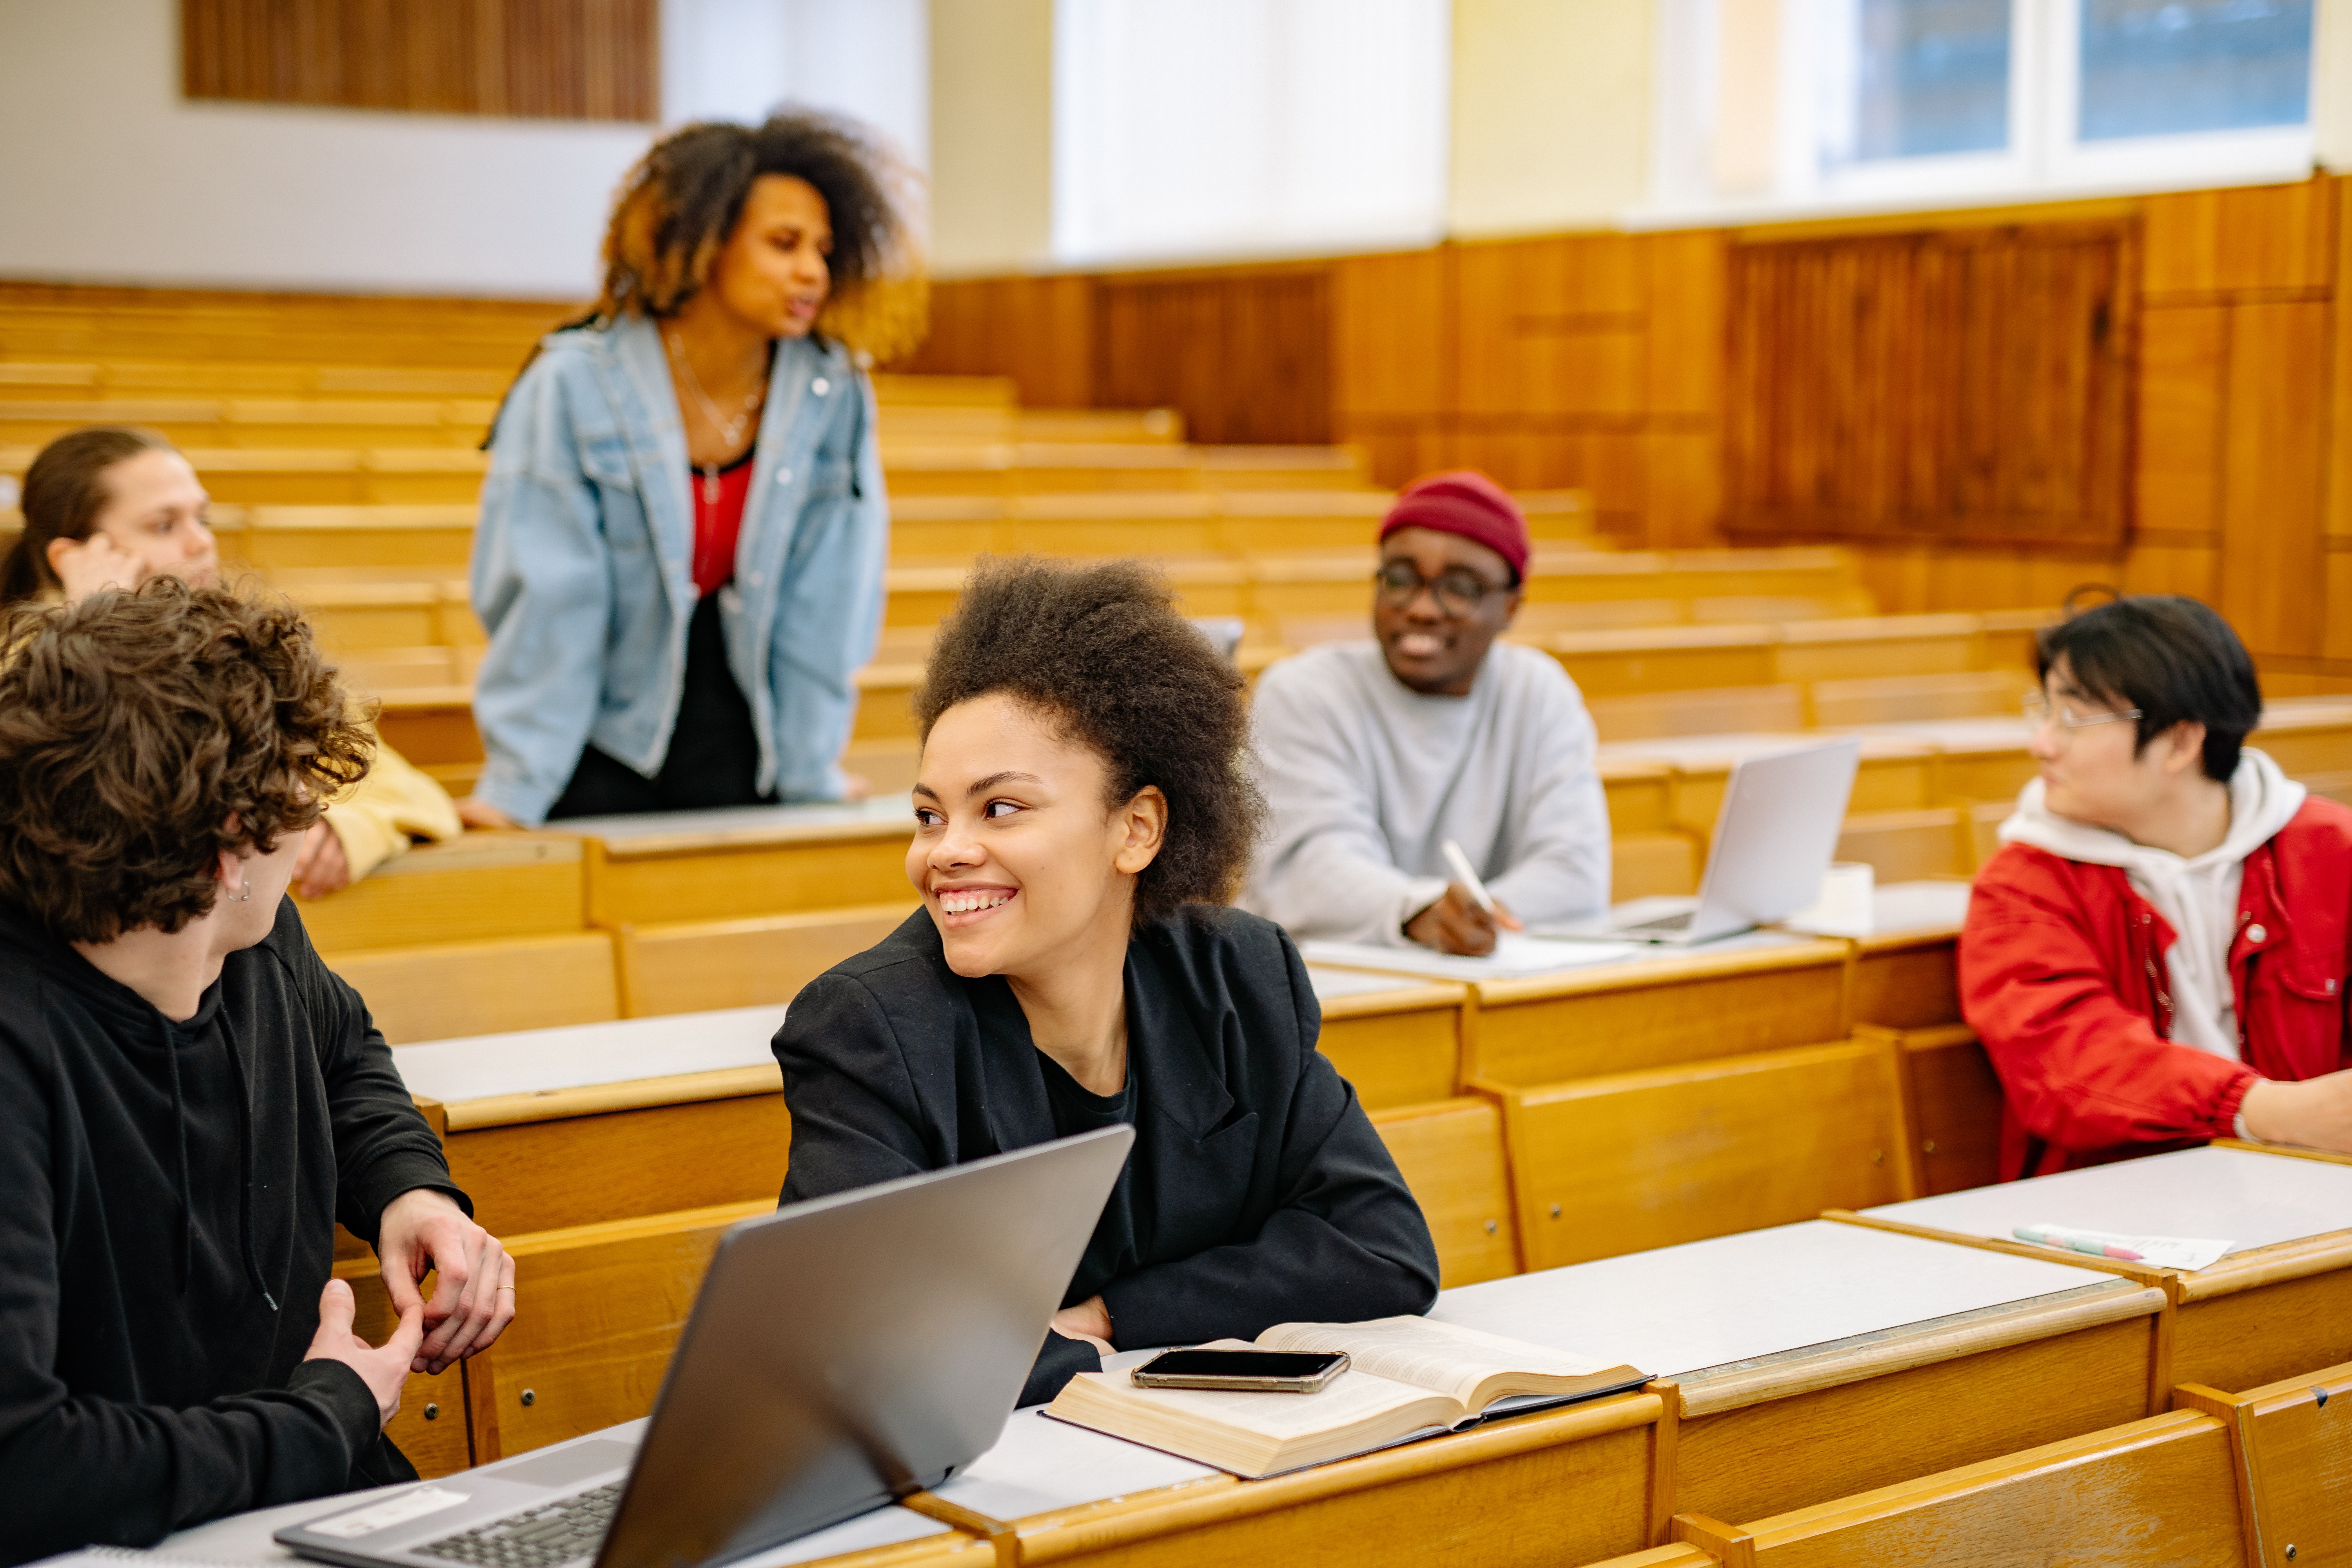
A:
[0,0,930,299]
[927,0,1057,276]
[663,0,930,171]
[1448,0,1653,237]
[0,0,651,297]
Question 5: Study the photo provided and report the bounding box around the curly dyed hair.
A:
[0,578,374,943]
[594,110,926,361]
[915,557,1264,923]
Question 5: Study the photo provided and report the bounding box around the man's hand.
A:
[292,821,353,899]
[51,533,145,604]
[305,1278,424,1427]
[378,1188,516,1375]
[1049,1295,1114,1358]
[1403,882,1523,956]
[2239,1071,2352,1154]
[456,796,522,831]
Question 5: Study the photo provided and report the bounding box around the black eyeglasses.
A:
[1374,560,1508,618]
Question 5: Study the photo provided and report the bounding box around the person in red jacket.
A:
[1961,595,2352,1179]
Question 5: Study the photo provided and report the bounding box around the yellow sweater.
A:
[323,725,464,882]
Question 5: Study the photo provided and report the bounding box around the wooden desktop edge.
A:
[440,1063,782,1131]
[2211,1135,2352,1168]
[1470,940,1852,1008]
[1315,980,1470,1019]
[1000,1390,1665,1564]
[585,818,914,858]
[1829,1198,2352,1305]
[1671,1278,2165,1419]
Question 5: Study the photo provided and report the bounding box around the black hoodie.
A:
[0,896,467,1564]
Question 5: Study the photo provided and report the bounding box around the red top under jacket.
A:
[691,451,755,597]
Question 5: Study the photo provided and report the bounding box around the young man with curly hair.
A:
[1243,472,1612,955]
[0,581,515,1563]
[773,557,1439,1408]
[1963,595,2352,1178]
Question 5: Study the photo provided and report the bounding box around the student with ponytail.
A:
[2,427,461,897]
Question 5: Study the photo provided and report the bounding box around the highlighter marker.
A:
[2014,1225,2144,1262]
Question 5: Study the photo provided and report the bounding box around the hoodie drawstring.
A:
[220,1016,279,1313]
[158,1014,193,1296]
[159,1011,278,1312]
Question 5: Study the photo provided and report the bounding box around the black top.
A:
[0,898,466,1564]
[772,905,1440,1405]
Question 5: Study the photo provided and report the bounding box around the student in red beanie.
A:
[1241,471,1610,955]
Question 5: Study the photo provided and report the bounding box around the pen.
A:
[2013,1225,2144,1261]
[1442,840,1498,915]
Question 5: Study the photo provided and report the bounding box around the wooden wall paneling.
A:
[2328,177,2352,663]
[180,0,658,122]
[1724,223,2133,551]
[1091,267,1332,445]
[2218,301,2330,658]
[902,276,1094,408]
[2128,302,2228,600]
[1330,249,1450,419]
[1455,235,1646,419]
[1642,231,1727,417]
[2143,177,2338,298]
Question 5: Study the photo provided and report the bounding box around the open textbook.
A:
[1044,1316,1646,1478]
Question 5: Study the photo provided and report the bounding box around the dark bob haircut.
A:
[593,110,925,360]
[914,556,1264,924]
[0,578,372,943]
[2036,594,2261,783]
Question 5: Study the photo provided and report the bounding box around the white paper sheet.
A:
[928,1405,1220,1521]
[1299,933,1639,982]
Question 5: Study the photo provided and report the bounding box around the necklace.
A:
[668,332,767,503]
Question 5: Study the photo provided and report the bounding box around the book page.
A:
[1256,1316,1621,1407]
[1089,1356,1445,1441]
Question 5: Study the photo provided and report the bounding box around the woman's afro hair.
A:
[914,556,1263,923]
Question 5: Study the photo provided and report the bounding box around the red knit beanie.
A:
[1378,470,1531,581]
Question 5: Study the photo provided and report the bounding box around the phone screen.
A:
[1138,1350,1345,1379]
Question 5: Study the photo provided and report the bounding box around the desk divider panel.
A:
[1466,942,1852,1090]
[2173,1356,2352,1568]
[1481,1037,1909,1271]
[1673,1409,2249,1568]
[441,1077,790,1238]
[1314,980,1468,1109]
[1367,1097,1521,1287]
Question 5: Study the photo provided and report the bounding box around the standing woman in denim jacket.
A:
[459,113,923,828]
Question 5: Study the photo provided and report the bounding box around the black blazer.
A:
[773,904,1439,1402]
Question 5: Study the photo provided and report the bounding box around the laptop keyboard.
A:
[1618,909,1696,935]
[414,1483,621,1568]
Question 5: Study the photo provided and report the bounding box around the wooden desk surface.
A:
[1464,935,1853,1085]
[1856,1144,2352,1391]
[1858,1145,2352,1259]
[563,797,917,856]
[572,799,918,924]
[394,1005,788,1129]
[1433,1218,2108,1388]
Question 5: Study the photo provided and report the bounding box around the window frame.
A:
[1647,0,2319,221]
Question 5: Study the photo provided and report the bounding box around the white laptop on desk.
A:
[1539,737,1862,946]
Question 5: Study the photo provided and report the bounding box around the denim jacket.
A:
[469,315,888,824]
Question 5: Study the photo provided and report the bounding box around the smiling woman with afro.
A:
[769,554,1439,1407]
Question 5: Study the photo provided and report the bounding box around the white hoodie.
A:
[1999,749,2306,1060]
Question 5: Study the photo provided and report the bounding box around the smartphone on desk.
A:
[1130,1348,1350,1393]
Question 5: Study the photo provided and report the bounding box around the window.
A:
[1652,0,2316,216]
[1051,0,1451,268]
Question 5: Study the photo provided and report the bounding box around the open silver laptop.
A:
[277,1126,1135,1568]
[1542,737,1862,945]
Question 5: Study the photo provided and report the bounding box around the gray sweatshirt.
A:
[1240,640,1612,946]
